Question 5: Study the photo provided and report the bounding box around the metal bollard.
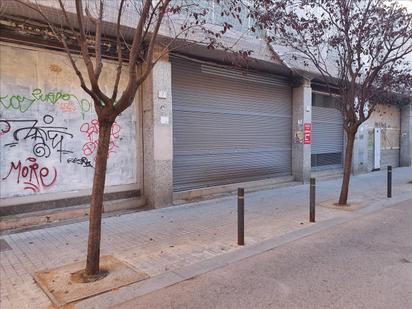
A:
[387,166,392,198]
[310,178,316,222]
[238,188,245,246]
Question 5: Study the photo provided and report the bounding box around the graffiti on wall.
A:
[2,157,57,193]
[80,119,122,157]
[0,88,91,118]
[0,120,11,137]
[0,90,134,197]
[0,44,137,198]
[1,115,74,162]
[67,157,94,168]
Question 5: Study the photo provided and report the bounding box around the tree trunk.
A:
[338,131,356,205]
[84,119,113,277]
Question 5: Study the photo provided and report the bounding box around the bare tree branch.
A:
[111,0,126,102]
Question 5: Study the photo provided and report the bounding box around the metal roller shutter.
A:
[311,94,344,169]
[172,56,292,191]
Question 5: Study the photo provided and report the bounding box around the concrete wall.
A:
[352,123,369,175]
[400,102,412,167]
[292,79,312,182]
[142,51,173,208]
[352,103,401,173]
[365,104,401,170]
[0,43,141,200]
[366,104,401,130]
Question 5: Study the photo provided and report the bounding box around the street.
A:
[117,199,412,309]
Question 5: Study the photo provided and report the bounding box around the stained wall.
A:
[365,104,401,169]
[0,43,140,199]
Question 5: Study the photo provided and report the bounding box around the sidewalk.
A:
[1,168,411,309]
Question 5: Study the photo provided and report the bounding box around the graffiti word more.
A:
[0,88,91,117]
[2,157,57,193]
[1,115,74,162]
[80,119,121,157]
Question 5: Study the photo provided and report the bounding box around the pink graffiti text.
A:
[58,101,77,112]
[80,119,121,157]
[2,157,57,192]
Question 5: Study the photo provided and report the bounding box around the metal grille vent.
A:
[311,153,342,167]
[201,64,290,86]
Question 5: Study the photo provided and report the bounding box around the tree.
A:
[13,0,262,280]
[257,0,412,205]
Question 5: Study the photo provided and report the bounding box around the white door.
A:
[373,128,381,170]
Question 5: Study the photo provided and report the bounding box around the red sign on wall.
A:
[304,123,311,144]
[304,123,312,132]
[304,132,311,144]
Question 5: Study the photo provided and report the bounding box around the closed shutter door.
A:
[172,57,292,192]
[311,94,344,169]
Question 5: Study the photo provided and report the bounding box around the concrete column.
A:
[400,102,412,167]
[292,79,312,183]
[142,52,173,208]
[352,123,369,175]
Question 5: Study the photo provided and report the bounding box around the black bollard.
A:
[387,166,392,198]
[310,178,316,222]
[238,188,245,246]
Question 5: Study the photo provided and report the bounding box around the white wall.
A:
[0,43,140,199]
[364,104,401,169]
[366,104,401,149]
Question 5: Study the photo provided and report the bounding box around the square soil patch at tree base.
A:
[0,239,12,252]
[33,255,149,307]
[318,199,365,211]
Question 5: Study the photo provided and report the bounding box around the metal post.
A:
[387,166,392,198]
[310,178,316,223]
[238,188,244,246]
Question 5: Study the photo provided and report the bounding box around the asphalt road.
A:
[117,199,412,309]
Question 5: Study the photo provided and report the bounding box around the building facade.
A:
[0,7,411,224]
